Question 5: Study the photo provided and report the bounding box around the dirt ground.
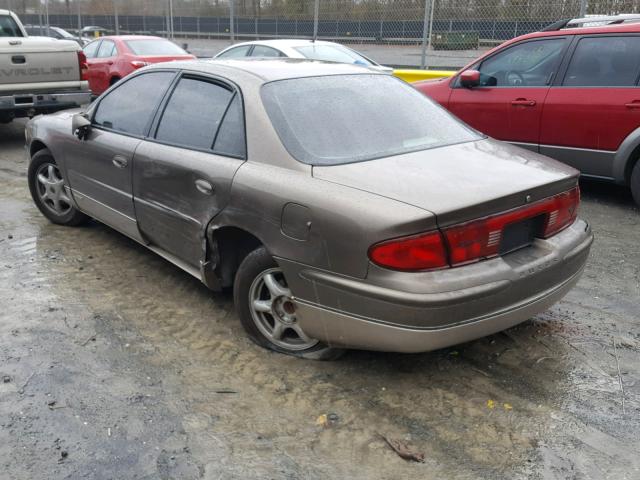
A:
[0,118,639,480]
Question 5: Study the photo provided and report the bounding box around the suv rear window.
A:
[261,74,480,166]
[0,15,22,37]
[563,36,640,87]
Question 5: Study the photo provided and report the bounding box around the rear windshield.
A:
[125,39,187,56]
[0,15,23,37]
[294,44,373,66]
[261,74,480,166]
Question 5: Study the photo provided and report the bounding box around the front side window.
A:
[217,45,251,58]
[97,40,116,58]
[249,45,283,58]
[83,40,101,59]
[295,45,373,66]
[563,36,640,87]
[155,77,241,153]
[0,15,23,37]
[262,74,480,166]
[477,39,567,87]
[93,71,175,136]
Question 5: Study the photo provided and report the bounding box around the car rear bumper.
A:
[279,219,592,353]
[0,90,91,116]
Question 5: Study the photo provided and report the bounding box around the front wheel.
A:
[631,160,640,208]
[233,247,344,360]
[28,149,88,226]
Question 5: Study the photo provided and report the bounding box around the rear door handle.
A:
[511,99,536,107]
[625,101,640,109]
[112,155,128,169]
[195,179,214,195]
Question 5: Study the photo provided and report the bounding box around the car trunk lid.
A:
[312,138,578,227]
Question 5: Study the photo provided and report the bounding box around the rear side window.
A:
[97,40,116,58]
[563,36,640,87]
[0,15,22,37]
[478,38,566,87]
[249,45,283,58]
[83,41,100,59]
[93,71,175,136]
[217,45,251,58]
[155,77,244,156]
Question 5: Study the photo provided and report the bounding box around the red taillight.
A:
[368,230,448,271]
[77,50,88,81]
[369,187,580,272]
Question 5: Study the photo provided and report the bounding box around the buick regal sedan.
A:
[25,59,593,359]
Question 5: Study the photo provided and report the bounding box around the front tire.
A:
[233,247,344,360]
[631,160,640,208]
[28,149,88,226]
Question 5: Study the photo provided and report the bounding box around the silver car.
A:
[25,59,593,359]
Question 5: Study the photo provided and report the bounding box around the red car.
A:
[82,35,195,95]
[415,15,640,206]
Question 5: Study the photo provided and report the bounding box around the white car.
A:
[214,39,392,73]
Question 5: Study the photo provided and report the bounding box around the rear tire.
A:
[28,149,88,226]
[233,247,344,360]
[631,161,640,208]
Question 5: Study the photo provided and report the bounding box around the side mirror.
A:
[72,113,91,140]
[460,69,481,88]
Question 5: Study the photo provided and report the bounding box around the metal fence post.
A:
[420,0,435,69]
[313,0,319,41]
[579,0,588,17]
[229,0,235,42]
[168,0,174,39]
[114,0,119,35]
[77,0,82,36]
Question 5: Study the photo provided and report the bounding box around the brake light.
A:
[369,187,579,271]
[131,60,149,69]
[368,231,448,271]
[77,50,88,81]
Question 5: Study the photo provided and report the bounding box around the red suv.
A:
[82,35,195,95]
[415,16,640,206]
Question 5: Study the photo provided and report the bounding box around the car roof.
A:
[147,57,382,83]
[98,35,168,41]
[510,20,640,43]
[225,39,344,49]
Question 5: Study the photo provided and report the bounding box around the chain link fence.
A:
[5,0,638,67]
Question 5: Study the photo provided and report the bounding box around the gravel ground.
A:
[1,118,639,479]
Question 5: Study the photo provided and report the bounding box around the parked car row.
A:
[9,9,640,359]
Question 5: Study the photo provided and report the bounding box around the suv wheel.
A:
[28,149,88,226]
[233,247,344,360]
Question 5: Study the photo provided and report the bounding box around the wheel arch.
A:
[613,126,640,184]
[29,139,49,158]
[205,223,265,290]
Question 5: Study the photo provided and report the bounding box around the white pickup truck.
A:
[0,10,91,124]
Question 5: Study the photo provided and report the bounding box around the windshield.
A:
[295,44,373,66]
[125,39,187,56]
[0,15,23,37]
[261,74,480,166]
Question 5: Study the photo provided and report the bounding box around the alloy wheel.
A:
[35,163,72,217]
[248,267,318,351]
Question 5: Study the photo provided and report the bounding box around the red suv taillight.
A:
[77,50,88,81]
[369,187,580,272]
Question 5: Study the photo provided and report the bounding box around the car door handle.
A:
[195,179,214,195]
[625,101,640,109]
[511,99,536,107]
[112,155,128,169]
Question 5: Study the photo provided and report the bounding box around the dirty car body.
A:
[25,59,593,356]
